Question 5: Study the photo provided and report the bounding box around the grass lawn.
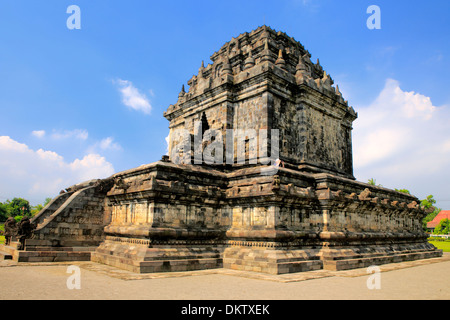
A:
[429,240,450,252]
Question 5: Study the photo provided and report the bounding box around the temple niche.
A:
[2,26,441,274]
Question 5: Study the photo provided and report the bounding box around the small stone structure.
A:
[0,26,442,273]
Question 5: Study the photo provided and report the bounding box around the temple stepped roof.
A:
[165,26,353,117]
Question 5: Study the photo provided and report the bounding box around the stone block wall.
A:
[30,180,112,248]
[32,191,72,226]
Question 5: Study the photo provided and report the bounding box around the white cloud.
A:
[69,154,114,182]
[99,137,122,151]
[289,0,321,12]
[86,137,123,154]
[31,130,46,138]
[292,0,314,7]
[427,51,444,64]
[353,79,450,207]
[0,136,115,205]
[114,79,152,114]
[31,128,121,154]
[165,133,170,154]
[50,129,88,141]
[0,136,29,153]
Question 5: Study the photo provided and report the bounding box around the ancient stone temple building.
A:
[0,26,442,274]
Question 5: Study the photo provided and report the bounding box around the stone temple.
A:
[0,26,442,274]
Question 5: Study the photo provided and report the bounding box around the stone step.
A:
[322,250,444,271]
[14,250,92,263]
[7,241,20,250]
[0,242,95,263]
[0,244,19,256]
[26,246,97,252]
[92,251,223,273]
[0,251,13,260]
[138,258,223,273]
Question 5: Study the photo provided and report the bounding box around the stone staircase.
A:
[0,241,16,260]
[0,241,95,262]
[32,191,73,227]
[0,178,112,263]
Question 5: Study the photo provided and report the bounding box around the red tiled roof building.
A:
[427,210,450,230]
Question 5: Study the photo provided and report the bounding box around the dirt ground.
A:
[1,254,449,301]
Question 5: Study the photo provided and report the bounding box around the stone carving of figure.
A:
[17,216,35,250]
[4,217,17,246]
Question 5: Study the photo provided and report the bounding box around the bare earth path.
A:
[1,253,449,300]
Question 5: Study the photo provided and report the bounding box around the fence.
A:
[428,234,450,239]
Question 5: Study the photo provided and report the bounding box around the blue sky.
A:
[1,0,449,208]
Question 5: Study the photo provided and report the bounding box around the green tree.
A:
[0,202,8,222]
[31,204,43,216]
[421,195,436,210]
[44,197,52,207]
[368,178,382,187]
[395,189,411,194]
[433,218,450,235]
[30,197,52,216]
[420,195,441,232]
[4,198,31,218]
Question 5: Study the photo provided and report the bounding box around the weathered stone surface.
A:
[164,25,356,179]
[30,179,112,248]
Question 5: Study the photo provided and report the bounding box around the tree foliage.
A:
[421,195,437,210]
[4,198,31,217]
[419,195,441,232]
[368,178,382,187]
[30,205,43,216]
[44,197,52,207]
[433,218,450,235]
[0,197,51,222]
[0,203,7,222]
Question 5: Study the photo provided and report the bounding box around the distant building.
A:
[427,210,450,233]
